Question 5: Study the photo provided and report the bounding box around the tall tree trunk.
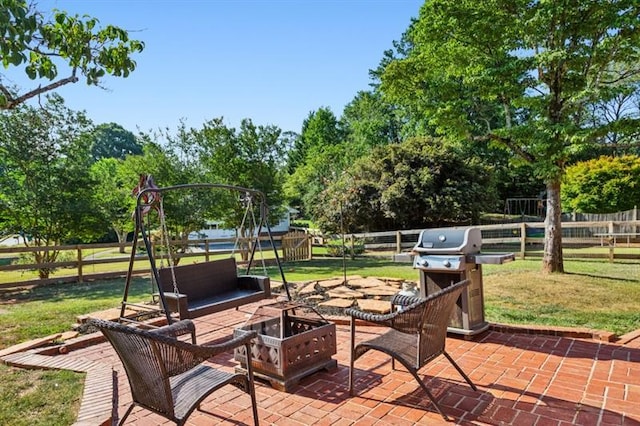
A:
[542,179,564,273]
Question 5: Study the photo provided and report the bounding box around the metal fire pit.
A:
[234,301,337,391]
[412,227,514,336]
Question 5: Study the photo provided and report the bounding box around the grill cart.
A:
[412,227,514,336]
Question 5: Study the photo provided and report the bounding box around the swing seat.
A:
[158,257,271,319]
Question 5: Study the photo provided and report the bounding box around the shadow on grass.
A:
[0,277,153,305]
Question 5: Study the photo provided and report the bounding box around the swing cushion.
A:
[157,258,271,319]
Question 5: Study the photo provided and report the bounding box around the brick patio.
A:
[5,299,640,425]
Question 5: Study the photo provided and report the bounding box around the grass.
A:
[0,363,83,426]
[0,277,152,349]
[482,259,640,335]
[0,255,638,424]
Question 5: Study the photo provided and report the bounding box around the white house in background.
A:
[0,234,27,247]
[188,207,297,240]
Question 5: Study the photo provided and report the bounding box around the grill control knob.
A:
[420,259,429,267]
[442,259,451,268]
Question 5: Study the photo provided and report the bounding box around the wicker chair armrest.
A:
[390,293,424,307]
[200,329,257,356]
[346,308,395,326]
[149,319,196,340]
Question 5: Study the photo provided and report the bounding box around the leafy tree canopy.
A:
[90,122,142,161]
[0,0,144,109]
[286,107,343,173]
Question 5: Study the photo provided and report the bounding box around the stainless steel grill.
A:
[412,227,514,336]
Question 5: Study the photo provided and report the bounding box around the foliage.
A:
[286,107,344,174]
[194,117,288,228]
[284,107,351,220]
[340,90,401,154]
[89,122,142,161]
[379,0,640,272]
[0,95,103,278]
[325,238,365,257]
[89,157,138,249]
[562,155,640,213]
[0,0,144,109]
[314,137,497,232]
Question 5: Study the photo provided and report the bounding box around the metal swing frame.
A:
[120,183,291,325]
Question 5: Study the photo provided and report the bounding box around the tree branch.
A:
[3,70,79,110]
[475,133,537,163]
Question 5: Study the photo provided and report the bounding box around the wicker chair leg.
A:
[443,351,477,391]
[245,343,260,426]
[348,318,356,396]
[118,404,135,426]
[410,370,449,421]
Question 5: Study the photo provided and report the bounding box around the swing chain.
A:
[158,200,181,297]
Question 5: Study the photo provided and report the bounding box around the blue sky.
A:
[5,0,423,134]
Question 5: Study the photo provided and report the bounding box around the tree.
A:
[380,0,640,272]
[562,155,640,214]
[0,95,100,278]
[90,122,142,161]
[315,137,497,233]
[284,107,347,217]
[0,0,144,109]
[90,157,138,252]
[340,90,401,154]
[137,118,290,260]
[286,107,343,173]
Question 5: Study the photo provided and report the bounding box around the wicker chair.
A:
[90,319,259,426]
[347,279,477,420]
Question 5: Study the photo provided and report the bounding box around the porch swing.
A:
[120,179,291,324]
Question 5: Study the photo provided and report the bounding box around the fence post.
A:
[77,246,83,283]
[520,223,526,259]
[396,231,402,253]
[307,233,313,260]
[608,221,615,262]
[204,239,210,262]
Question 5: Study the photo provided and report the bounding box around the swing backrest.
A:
[158,258,239,300]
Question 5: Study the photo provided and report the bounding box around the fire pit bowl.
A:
[234,301,337,391]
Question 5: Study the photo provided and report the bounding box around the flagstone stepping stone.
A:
[347,277,386,288]
[297,282,318,295]
[326,286,364,299]
[318,298,354,308]
[356,299,391,314]
[317,278,346,289]
[361,286,400,297]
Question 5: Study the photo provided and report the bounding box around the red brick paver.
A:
[6,300,640,425]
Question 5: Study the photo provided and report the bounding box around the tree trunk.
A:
[542,179,564,273]
[117,230,128,254]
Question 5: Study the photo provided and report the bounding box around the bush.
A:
[326,239,365,257]
[562,155,640,213]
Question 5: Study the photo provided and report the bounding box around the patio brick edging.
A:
[1,351,116,426]
[324,315,619,342]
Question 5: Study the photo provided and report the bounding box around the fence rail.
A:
[1,220,639,289]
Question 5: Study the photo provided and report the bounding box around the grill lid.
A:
[412,227,482,254]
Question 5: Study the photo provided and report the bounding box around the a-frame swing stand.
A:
[119,183,291,326]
